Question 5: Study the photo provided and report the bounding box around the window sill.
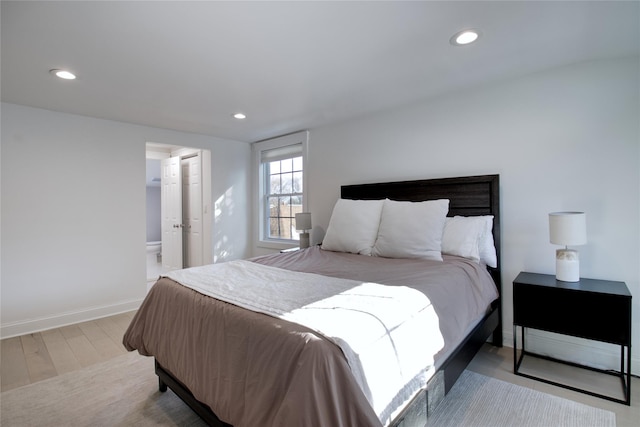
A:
[256,239,299,251]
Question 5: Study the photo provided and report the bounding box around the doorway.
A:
[145,157,163,284]
[146,143,212,287]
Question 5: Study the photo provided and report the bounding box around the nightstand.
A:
[513,272,632,405]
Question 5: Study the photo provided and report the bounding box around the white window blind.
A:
[260,143,303,163]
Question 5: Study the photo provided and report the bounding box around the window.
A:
[253,131,309,248]
[265,155,303,240]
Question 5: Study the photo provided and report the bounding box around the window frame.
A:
[252,131,309,250]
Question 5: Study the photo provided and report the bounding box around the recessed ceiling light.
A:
[450,29,480,46]
[50,69,76,80]
[233,113,247,120]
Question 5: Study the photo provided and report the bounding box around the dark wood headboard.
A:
[341,174,501,296]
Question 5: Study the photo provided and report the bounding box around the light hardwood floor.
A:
[1,311,135,392]
[2,312,638,426]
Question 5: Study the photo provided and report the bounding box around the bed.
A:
[124,174,502,427]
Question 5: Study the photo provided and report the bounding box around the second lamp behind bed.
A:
[295,212,312,248]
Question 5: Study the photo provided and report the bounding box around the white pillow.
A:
[321,199,384,255]
[372,199,449,260]
[479,216,498,268]
[442,215,497,268]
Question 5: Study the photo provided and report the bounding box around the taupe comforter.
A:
[123,247,498,427]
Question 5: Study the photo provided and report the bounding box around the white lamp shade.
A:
[295,212,312,231]
[549,212,587,246]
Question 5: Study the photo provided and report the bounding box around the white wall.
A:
[303,57,639,373]
[0,103,251,337]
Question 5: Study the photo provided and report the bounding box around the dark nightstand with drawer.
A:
[513,272,632,405]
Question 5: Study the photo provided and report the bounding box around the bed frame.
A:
[155,174,502,427]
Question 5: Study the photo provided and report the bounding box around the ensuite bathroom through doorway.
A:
[145,142,212,290]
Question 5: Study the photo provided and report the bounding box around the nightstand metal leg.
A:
[513,325,517,373]
[622,345,631,404]
[513,325,526,374]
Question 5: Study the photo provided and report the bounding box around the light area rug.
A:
[1,352,616,427]
[430,370,616,427]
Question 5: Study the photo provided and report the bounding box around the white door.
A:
[182,156,203,268]
[161,156,183,271]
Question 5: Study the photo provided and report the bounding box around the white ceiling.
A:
[2,1,638,143]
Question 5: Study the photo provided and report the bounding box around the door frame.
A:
[146,143,213,275]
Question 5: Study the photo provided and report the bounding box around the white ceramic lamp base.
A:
[299,232,310,249]
[556,248,580,282]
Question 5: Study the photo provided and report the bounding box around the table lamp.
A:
[295,212,312,249]
[549,212,587,282]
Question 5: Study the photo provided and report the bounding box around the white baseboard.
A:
[0,298,144,339]
[502,327,639,376]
